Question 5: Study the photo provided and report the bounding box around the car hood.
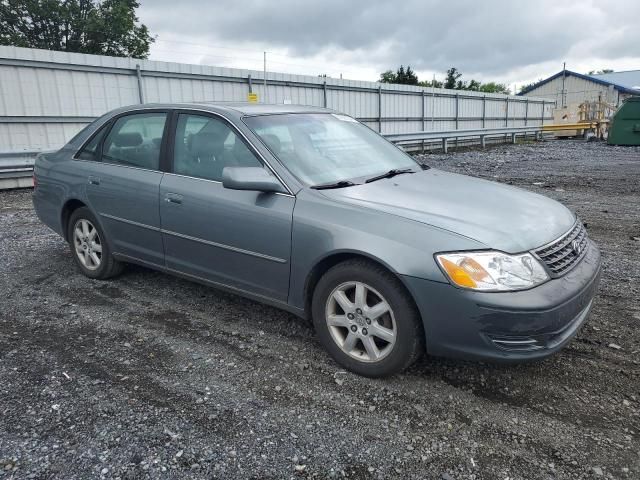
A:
[320,169,576,253]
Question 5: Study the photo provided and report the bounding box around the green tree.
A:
[379,66,511,94]
[379,65,419,85]
[0,0,154,58]
[518,80,543,94]
[399,65,418,85]
[466,79,481,91]
[379,69,397,83]
[444,67,462,89]
[418,78,443,88]
[478,81,510,94]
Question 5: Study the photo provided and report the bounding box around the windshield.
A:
[243,113,418,186]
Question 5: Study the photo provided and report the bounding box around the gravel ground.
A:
[0,139,639,480]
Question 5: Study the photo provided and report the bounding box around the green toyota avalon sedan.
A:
[32,103,601,377]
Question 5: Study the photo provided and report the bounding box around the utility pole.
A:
[431,73,435,130]
[561,62,566,108]
[263,51,267,103]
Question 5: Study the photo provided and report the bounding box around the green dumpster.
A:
[608,96,640,146]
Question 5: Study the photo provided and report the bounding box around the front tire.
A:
[312,259,424,377]
[67,207,123,279]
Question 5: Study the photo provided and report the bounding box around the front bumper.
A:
[402,240,602,362]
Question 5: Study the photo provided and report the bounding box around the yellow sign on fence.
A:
[247,92,258,103]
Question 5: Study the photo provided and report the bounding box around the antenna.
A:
[561,62,567,108]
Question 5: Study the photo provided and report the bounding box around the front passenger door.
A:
[159,112,295,301]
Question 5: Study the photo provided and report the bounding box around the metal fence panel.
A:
[0,45,553,152]
[381,120,424,135]
[0,122,88,151]
[459,97,483,119]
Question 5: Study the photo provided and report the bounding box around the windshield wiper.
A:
[311,180,357,190]
[365,168,415,184]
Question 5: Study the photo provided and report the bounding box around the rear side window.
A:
[102,113,167,170]
[77,125,108,161]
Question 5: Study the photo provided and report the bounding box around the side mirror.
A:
[222,167,287,193]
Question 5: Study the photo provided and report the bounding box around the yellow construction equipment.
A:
[544,99,613,139]
[542,122,597,132]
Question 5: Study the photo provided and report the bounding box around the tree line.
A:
[0,0,153,58]
[379,65,511,94]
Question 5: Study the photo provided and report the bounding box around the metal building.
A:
[519,69,639,137]
[591,70,640,92]
[519,69,639,110]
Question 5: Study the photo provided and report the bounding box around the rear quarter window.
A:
[76,124,109,161]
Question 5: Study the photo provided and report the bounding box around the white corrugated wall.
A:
[0,46,552,151]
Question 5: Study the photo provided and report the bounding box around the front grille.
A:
[533,222,588,277]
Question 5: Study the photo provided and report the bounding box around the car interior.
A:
[173,115,261,181]
[102,113,166,170]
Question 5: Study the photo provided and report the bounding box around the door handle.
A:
[88,176,100,186]
[164,193,183,205]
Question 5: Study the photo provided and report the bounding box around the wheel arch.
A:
[61,199,88,241]
[303,250,420,322]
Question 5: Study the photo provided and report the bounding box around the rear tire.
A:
[312,259,424,377]
[67,207,123,280]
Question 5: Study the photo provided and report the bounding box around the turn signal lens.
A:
[439,258,482,288]
[436,251,549,292]
[459,257,494,283]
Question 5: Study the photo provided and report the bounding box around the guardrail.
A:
[386,126,544,153]
[0,126,545,190]
[0,150,42,189]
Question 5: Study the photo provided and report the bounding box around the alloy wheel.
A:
[73,219,102,271]
[325,281,397,362]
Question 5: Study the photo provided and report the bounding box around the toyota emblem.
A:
[571,239,582,255]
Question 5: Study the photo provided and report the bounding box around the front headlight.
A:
[435,251,549,291]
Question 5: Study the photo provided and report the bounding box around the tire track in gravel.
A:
[0,307,280,447]
[77,270,640,475]
[5,248,620,479]
[78,258,638,436]
[7,235,638,443]
[4,249,452,479]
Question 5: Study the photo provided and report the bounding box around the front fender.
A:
[288,190,486,310]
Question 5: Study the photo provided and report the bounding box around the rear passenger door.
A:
[82,111,168,266]
[159,111,295,301]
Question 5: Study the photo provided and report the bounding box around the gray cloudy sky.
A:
[138,0,640,88]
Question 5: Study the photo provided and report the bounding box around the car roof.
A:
[216,103,334,116]
[67,102,338,148]
[111,102,334,117]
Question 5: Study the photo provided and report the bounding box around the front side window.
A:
[244,113,418,186]
[172,113,261,182]
[102,113,167,170]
